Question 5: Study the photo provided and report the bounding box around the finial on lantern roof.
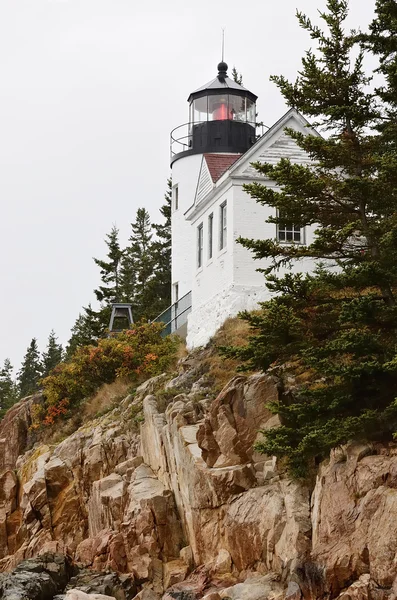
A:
[217,61,228,80]
[217,28,228,81]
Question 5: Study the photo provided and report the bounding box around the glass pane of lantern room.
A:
[208,94,230,121]
[246,98,256,124]
[192,97,208,123]
[229,95,246,121]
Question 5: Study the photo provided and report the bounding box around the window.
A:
[173,282,179,303]
[173,184,179,211]
[277,220,302,243]
[219,201,227,250]
[197,223,203,268]
[208,213,213,259]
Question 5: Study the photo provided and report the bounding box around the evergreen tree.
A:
[124,208,155,320]
[42,330,64,377]
[18,338,42,398]
[149,179,172,317]
[363,0,397,145]
[225,0,397,475]
[66,183,173,350]
[93,226,123,304]
[0,359,18,419]
[66,304,105,357]
[231,67,243,85]
[107,185,171,322]
[119,248,137,305]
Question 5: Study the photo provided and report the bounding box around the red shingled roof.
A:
[204,153,241,183]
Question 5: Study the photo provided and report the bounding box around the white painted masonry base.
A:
[186,284,271,349]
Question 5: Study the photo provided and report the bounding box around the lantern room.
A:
[170,62,258,165]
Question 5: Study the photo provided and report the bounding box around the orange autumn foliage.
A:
[35,323,178,428]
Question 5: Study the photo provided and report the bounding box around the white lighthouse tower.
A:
[170,62,257,338]
[165,62,318,347]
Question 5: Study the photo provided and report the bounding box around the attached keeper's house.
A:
[156,61,318,347]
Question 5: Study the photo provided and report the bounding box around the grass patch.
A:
[83,378,131,419]
[203,317,253,393]
[211,316,253,348]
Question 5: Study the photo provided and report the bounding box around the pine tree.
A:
[18,339,42,398]
[42,330,64,377]
[124,208,155,320]
[0,359,18,419]
[66,304,105,357]
[93,226,123,304]
[149,179,172,317]
[119,250,137,305]
[231,67,243,85]
[225,0,397,475]
[363,0,397,145]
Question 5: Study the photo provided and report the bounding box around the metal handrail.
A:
[170,121,195,158]
[152,291,192,337]
[153,291,192,322]
[160,305,192,330]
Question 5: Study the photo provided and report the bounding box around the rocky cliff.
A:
[1,346,397,600]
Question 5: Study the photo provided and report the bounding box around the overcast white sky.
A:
[0,0,376,371]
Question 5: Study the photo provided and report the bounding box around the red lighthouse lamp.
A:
[211,97,233,121]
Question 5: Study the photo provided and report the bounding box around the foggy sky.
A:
[0,0,376,371]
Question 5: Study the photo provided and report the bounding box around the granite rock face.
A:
[311,442,397,599]
[0,394,42,472]
[196,374,278,468]
[1,350,397,599]
[140,377,311,575]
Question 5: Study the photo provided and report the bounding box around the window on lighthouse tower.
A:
[197,223,204,268]
[208,213,213,259]
[173,184,179,211]
[220,202,227,250]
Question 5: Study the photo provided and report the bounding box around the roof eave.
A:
[225,107,322,177]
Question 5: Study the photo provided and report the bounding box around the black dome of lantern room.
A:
[170,62,258,165]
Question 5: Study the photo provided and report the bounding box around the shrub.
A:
[83,379,132,420]
[34,323,179,427]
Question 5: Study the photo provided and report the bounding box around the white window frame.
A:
[219,201,227,250]
[277,213,304,244]
[208,213,213,260]
[197,223,204,268]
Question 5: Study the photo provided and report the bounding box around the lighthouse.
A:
[169,62,257,337]
[166,62,319,347]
